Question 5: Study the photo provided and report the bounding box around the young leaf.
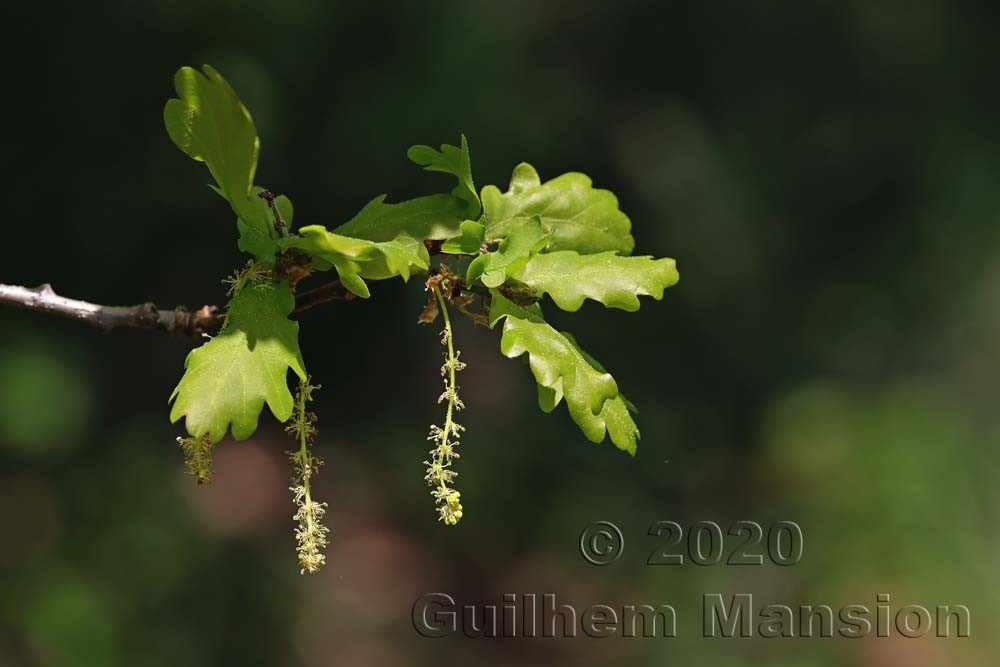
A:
[536,382,639,455]
[407,135,480,218]
[237,219,278,265]
[488,290,638,454]
[467,217,548,288]
[279,226,430,298]
[560,331,638,413]
[274,194,294,228]
[333,194,465,243]
[548,332,640,453]
[440,220,485,255]
[351,235,430,281]
[164,65,259,201]
[481,163,635,255]
[593,395,639,455]
[509,251,679,312]
[236,190,293,266]
[169,281,307,444]
[165,65,283,262]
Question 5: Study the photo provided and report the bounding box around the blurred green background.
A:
[1,1,997,665]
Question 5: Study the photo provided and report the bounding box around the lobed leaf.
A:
[560,331,638,413]
[467,217,548,288]
[164,65,259,201]
[481,163,635,255]
[489,290,638,454]
[169,281,307,444]
[550,332,639,451]
[440,220,485,255]
[510,251,679,312]
[279,226,429,298]
[165,65,287,264]
[236,189,293,266]
[333,194,465,243]
[407,135,480,218]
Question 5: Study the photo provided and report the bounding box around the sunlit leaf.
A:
[280,226,430,298]
[440,220,485,255]
[169,281,306,444]
[333,194,465,243]
[489,290,638,454]
[467,217,548,288]
[510,251,678,312]
[236,189,293,266]
[165,65,287,264]
[164,65,259,202]
[408,135,480,218]
[481,163,634,255]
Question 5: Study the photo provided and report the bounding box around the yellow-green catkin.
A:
[285,378,329,574]
[177,434,215,484]
[425,285,466,525]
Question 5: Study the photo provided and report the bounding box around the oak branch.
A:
[0,281,353,338]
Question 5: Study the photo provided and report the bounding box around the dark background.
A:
[1,1,996,665]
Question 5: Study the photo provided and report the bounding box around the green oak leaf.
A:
[509,251,679,312]
[593,396,639,455]
[352,235,429,281]
[165,65,285,263]
[164,65,259,201]
[543,331,639,452]
[407,135,480,218]
[269,193,293,231]
[536,380,638,455]
[333,194,465,243]
[440,220,485,255]
[489,290,638,454]
[237,219,277,264]
[481,163,635,255]
[467,217,548,288]
[236,190,293,266]
[560,331,638,413]
[280,226,429,298]
[169,281,306,444]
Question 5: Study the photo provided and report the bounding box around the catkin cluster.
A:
[286,380,329,574]
[424,287,467,525]
[177,434,215,484]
